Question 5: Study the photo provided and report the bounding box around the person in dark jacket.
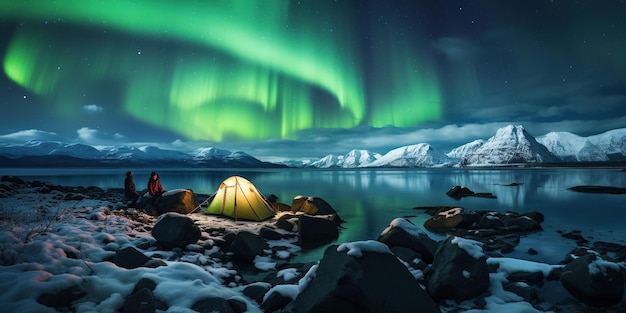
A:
[124,171,139,207]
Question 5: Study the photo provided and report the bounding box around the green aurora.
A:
[1,0,442,141]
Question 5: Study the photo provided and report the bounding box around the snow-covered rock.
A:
[366,143,456,168]
[461,125,559,166]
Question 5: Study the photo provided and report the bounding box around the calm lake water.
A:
[3,167,625,263]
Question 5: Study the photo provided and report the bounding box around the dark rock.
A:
[113,246,150,269]
[132,278,158,294]
[283,244,440,313]
[291,196,342,224]
[298,214,339,246]
[568,185,626,194]
[138,189,200,215]
[446,186,476,199]
[191,297,234,313]
[377,221,437,264]
[527,248,538,255]
[63,193,85,201]
[37,285,86,310]
[391,246,428,270]
[144,259,167,268]
[1,176,25,184]
[502,216,543,232]
[123,288,157,313]
[560,253,624,307]
[560,231,589,245]
[476,214,504,229]
[446,186,496,199]
[427,236,490,302]
[503,282,539,304]
[507,270,545,287]
[227,299,247,313]
[521,211,544,223]
[275,213,299,232]
[261,291,293,312]
[424,207,478,230]
[243,284,270,305]
[151,213,201,250]
[229,231,268,263]
[259,226,283,240]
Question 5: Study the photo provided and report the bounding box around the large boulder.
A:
[229,231,268,263]
[560,253,624,307]
[138,189,200,215]
[377,218,437,264]
[424,207,478,230]
[291,196,342,223]
[427,236,490,302]
[151,213,201,250]
[283,241,440,313]
[298,214,339,246]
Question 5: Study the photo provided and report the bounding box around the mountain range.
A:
[303,125,626,168]
[0,125,624,168]
[0,142,284,168]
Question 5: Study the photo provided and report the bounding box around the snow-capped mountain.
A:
[366,143,456,168]
[0,141,100,158]
[446,139,485,159]
[538,128,626,162]
[191,147,233,160]
[535,132,586,161]
[101,146,192,161]
[458,125,559,166]
[308,149,382,168]
[0,141,284,168]
[310,154,342,168]
[340,149,382,168]
[49,143,104,159]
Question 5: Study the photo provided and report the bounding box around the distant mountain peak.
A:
[538,128,626,162]
[367,143,455,168]
[460,124,559,165]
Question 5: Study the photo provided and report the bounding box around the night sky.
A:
[1,0,625,162]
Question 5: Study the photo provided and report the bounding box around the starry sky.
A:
[1,0,625,162]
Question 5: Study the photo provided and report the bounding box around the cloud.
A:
[76,127,126,144]
[0,129,64,143]
[83,104,104,113]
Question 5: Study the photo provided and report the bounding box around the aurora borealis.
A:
[1,1,626,160]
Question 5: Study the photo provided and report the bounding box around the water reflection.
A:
[3,167,625,258]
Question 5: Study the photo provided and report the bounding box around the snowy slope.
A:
[446,139,485,159]
[463,125,559,166]
[191,147,233,160]
[536,132,586,161]
[367,143,456,167]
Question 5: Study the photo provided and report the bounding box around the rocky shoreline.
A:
[1,176,625,313]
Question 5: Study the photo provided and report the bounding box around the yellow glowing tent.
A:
[204,176,276,221]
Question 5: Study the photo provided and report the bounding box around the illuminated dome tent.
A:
[204,176,276,221]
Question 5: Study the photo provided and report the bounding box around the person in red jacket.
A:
[148,172,165,196]
[148,172,165,209]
